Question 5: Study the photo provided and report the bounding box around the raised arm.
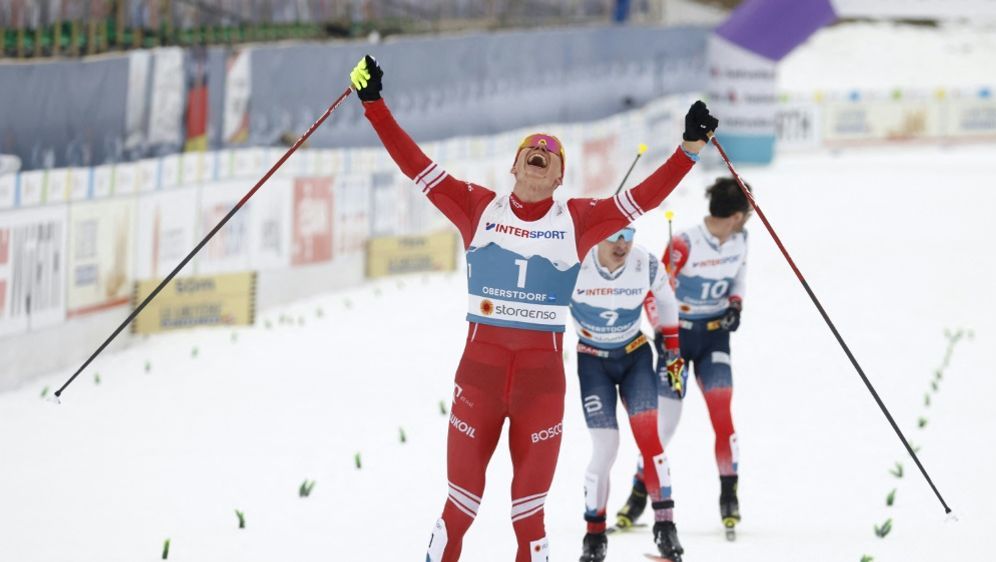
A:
[568,102,718,259]
[569,147,695,258]
[352,56,495,246]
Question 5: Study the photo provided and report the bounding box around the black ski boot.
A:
[615,479,647,529]
[579,532,607,562]
[720,475,740,540]
[652,521,684,562]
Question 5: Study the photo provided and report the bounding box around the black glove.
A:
[720,298,742,332]
[349,55,384,102]
[683,100,719,142]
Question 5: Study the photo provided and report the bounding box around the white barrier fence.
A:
[776,86,996,151]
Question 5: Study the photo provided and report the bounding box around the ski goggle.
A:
[516,133,566,173]
[605,227,635,243]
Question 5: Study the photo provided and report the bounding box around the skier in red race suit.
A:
[350,55,718,562]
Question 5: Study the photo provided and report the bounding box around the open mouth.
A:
[612,248,627,258]
[527,152,549,169]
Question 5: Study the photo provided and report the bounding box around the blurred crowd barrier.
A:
[775,86,996,151]
[0,25,707,171]
[0,0,663,58]
[0,92,695,388]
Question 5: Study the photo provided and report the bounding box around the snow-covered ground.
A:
[1,143,993,561]
[779,21,996,92]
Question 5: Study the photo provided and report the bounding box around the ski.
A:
[644,555,678,562]
[605,522,648,534]
[723,517,737,541]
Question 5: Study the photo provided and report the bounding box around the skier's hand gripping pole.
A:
[52,86,354,401]
[710,135,953,516]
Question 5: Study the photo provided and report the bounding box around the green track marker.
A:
[874,518,893,538]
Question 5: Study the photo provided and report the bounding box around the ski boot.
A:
[579,532,607,562]
[615,479,647,529]
[720,475,740,541]
[652,521,684,562]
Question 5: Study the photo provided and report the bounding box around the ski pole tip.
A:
[944,511,959,524]
[46,394,62,406]
[665,210,675,221]
[638,143,648,155]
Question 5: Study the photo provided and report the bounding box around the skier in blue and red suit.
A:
[349,55,718,562]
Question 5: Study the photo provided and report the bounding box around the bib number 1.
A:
[514,259,528,288]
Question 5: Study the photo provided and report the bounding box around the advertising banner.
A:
[147,48,187,150]
[334,175,371,258]
[370,171,398,238]
[582,134,619,197]
[66,199,135,317]
[291,177,335,266]
[366,230,459,279]
[0,206,67,337]
[705,34,778,164]
[46,167,90,203]
[18,170,46,207]
[131,271,257,335]
[369,169,443,238]
[249,177,292,271]
[198,180,252,274]
[223,49,252,145]
[945,96,996,139]
[822,97,943,143]
[775,100,822,151]
[0,175,15,210]
[134,187,200,280]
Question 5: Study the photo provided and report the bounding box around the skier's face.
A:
[513,148,562,185]
[597,229,634,271]
[511,134,564,196]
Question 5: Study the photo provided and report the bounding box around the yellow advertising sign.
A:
[366,230,459,279]
[131,271,257,334]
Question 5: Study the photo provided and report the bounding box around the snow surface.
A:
[1,143,994,561]
[779,21,996,92]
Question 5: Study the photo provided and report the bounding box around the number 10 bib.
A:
[465,196,581,332]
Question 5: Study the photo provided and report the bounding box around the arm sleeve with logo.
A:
[644,254,680,352]
[568,147,695,259]
[363,99,496,246]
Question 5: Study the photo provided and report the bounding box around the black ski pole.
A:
[53,87,354,401]
[613,143,648,195]
[664,210,675,278]
[710,136,952,515]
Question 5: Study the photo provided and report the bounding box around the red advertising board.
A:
[292,177,334,266]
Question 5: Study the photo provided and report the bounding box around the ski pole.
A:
[53,86,354,401]
[614,143,648,195]
[710,136,952,515]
